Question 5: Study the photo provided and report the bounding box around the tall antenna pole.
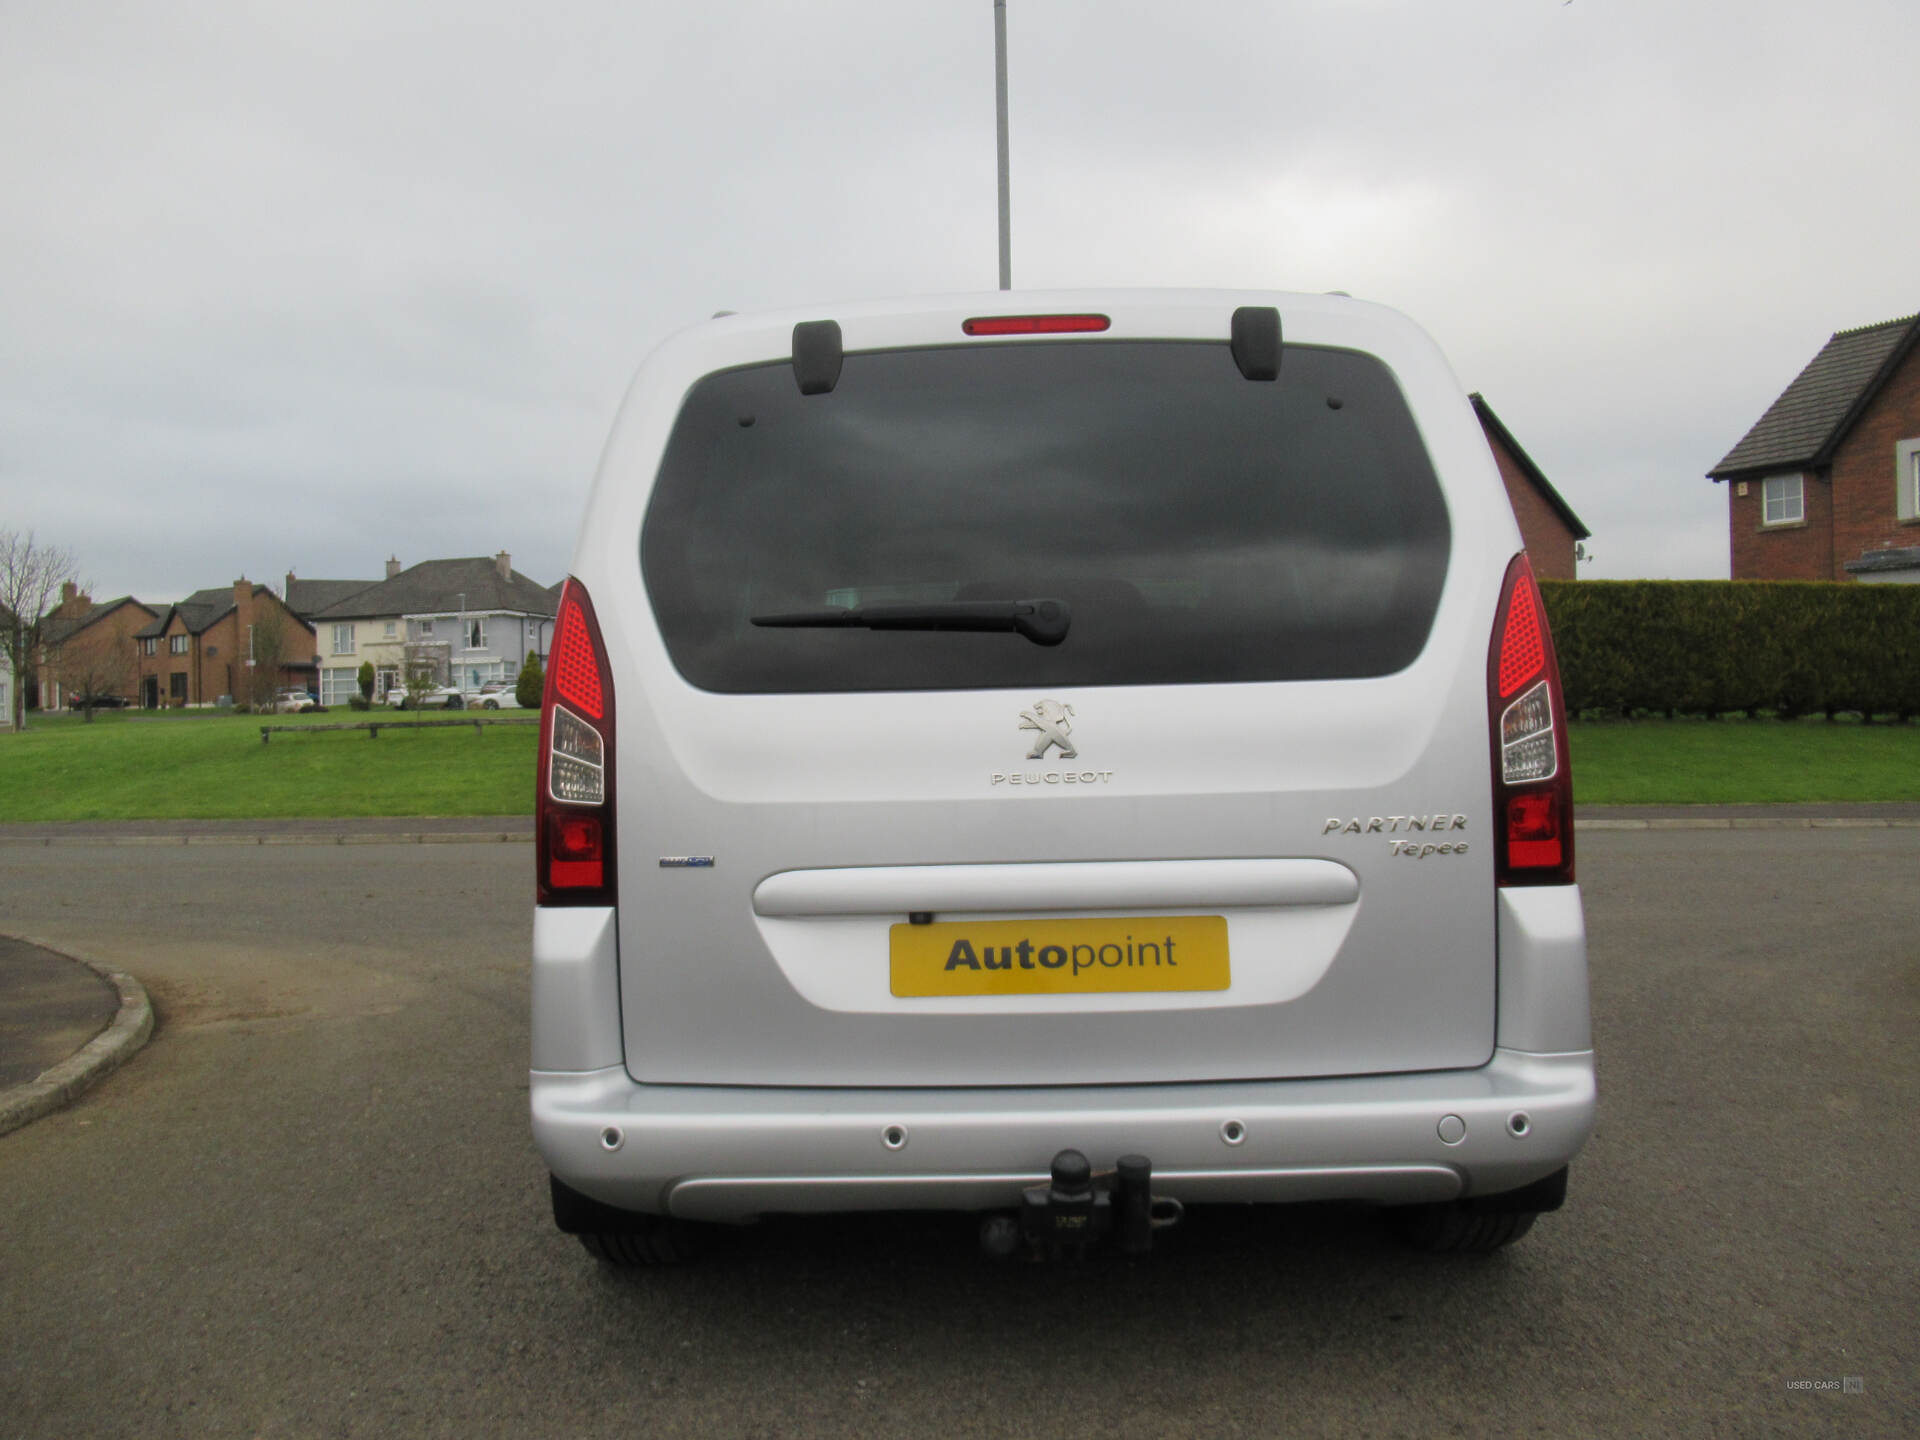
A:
[994,0,1011,290]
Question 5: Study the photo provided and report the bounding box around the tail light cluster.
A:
[537,579,616,906]
[1488,554,1574,886]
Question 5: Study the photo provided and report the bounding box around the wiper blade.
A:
[751,598,1071,647]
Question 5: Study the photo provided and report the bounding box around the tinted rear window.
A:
[641,340,1449,692]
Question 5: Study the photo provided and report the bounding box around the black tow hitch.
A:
[979,1150,1184,1261]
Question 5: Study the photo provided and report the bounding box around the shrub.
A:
[1541,580,1920,719]
[347,694,371,711]
[516,650,544,708]
[357,661,374,700]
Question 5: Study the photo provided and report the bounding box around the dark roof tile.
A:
[286,578,378,618]
[308,557,557,622]
[42,597,153,646]
[1710,314,1920,479]
[1844,546,1920,575]
[134,584,295,638]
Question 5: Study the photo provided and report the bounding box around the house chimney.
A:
[285,569,297,599]
[386,555,402,580]
[61,581,77,604]
[494,550,511,581]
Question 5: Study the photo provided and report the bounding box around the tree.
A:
[245,602,291,711]
[402,640,445,706]
[47,620,135,723]
[0,528,79,733]
[516,649,544,708]
[357,661,374,700]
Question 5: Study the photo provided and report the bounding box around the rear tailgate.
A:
[584,292,1520,1088]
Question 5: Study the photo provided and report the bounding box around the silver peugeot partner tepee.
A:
[531,290,1593,1262]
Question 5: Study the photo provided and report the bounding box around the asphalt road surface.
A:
[1,832,1913,1438]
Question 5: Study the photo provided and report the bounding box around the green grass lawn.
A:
[1569,717,1920,805]
[3,710,1918,821]
[0,711,538,821]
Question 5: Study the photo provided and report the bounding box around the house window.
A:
[320,666,359,706]
[419,619,434,638]
[140,637,156,656]
[331,623,355,655]
[376,667,399,696]
[1898,439,1920,522]
[466,618,485,650]
[383,620,397,638]
[169,634,189,655]
[1762,473,1804,526]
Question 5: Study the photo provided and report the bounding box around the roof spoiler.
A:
[790,310,1277,389]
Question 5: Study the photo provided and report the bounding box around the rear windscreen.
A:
[641,340,1450,692]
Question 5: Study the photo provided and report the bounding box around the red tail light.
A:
[550,593,605,720]
[1489,554,1574,886]
[538,579,616,905]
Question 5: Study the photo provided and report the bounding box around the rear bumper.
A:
[531,1047,1595,1222]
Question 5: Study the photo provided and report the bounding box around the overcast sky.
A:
[4,0,1915,603]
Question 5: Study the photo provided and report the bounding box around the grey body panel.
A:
[613,753,1499,1084]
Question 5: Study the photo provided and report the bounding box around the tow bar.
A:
[979,1150,1184,1260]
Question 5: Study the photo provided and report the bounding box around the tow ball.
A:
[980,1150,1184,1260]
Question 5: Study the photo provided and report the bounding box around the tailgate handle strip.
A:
[751,859,1358,917]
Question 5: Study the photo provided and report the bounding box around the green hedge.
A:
[1540,580,1920,718]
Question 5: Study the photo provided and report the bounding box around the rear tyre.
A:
[1388,1167,1565,1253]
[577,1224,704,1267]
[1390,1204,1537,1253]
[551,1174,707,1267]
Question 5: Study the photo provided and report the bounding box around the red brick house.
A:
[1708,312,1920,581]
[1471,394,1590,580]
[36,586,157,710]
[133,579,317,708]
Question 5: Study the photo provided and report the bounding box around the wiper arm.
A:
[751,598,1071,647]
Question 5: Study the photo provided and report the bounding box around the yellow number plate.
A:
[890,916,1229,997]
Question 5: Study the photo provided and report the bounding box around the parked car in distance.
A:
[532,290,1593,1267]
[468,681,521,710]
[72,693,131,709]
[389,685,467,710]
[272,690,318,713]
[387,686,449,710]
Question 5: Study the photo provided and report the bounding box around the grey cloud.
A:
[2,0,1915,599]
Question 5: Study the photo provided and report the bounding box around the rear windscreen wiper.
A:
[751,598,1071,647]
